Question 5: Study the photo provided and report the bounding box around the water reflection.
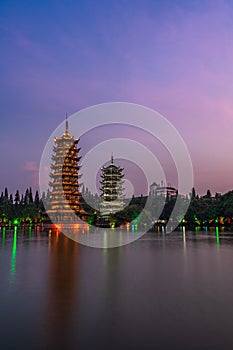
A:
[45,231,79,350]
[215,226,220,246]
[0,227,233,349]
[10,226,17,281]
[28,226,32,239]
[65,222,143,248]
[182,226,186,254]
[1,226,6,249]
[101,246,123,333]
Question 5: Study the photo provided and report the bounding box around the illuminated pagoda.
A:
[47,116,84,222]
[100,155,124,217]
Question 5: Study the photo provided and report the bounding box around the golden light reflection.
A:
[55,224,62,231]
[45,231,79,349]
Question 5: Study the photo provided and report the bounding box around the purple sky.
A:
[1,0,233,196]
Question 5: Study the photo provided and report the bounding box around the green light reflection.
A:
[11,226,17,279]
[29,226,32,239]
[215,226,220,246]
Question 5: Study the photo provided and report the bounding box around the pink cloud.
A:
[23,161,39,172]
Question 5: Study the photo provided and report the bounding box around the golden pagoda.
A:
[47,116,84,222]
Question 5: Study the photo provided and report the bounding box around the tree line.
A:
[86,188,233,228]
[184,188,233,226]
[0,187,46,225]
[1,186,233,227]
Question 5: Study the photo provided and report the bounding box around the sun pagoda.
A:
[47,116,84,222]
[100,155,124,217]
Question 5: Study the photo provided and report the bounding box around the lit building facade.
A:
[100,156,124,217]
[47,118,84,222]
[150,181,177,200]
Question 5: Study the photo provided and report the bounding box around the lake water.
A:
[1,227,233,350]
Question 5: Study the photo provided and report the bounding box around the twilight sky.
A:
[1,0,233,196]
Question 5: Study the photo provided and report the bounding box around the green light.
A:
[29,225,32,237]
[11,226,17,279]
[13,219,19,225]
[87,217,93,225]
[216,226,220,246]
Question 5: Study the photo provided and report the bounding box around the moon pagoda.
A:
[100,155,124,218]
[47,117,84,222]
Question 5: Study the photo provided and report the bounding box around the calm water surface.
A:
[0,227,233,350]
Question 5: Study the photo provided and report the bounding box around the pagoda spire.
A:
[111,153,114,164]
[65,112,69,135]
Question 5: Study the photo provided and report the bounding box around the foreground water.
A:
[0,227,233,350]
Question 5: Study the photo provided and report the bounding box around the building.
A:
[150,181,177,200]
[47,116,84,222]
[100,155,124,217]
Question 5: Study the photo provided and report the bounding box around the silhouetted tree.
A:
[191,187,196,199]
[20,194,24,206]
[9,194,13,204]
[14,190,20,205]
[24,188,29,205]
[4,187,8,200]
[29,187,33,203]
[34,190,40,207]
